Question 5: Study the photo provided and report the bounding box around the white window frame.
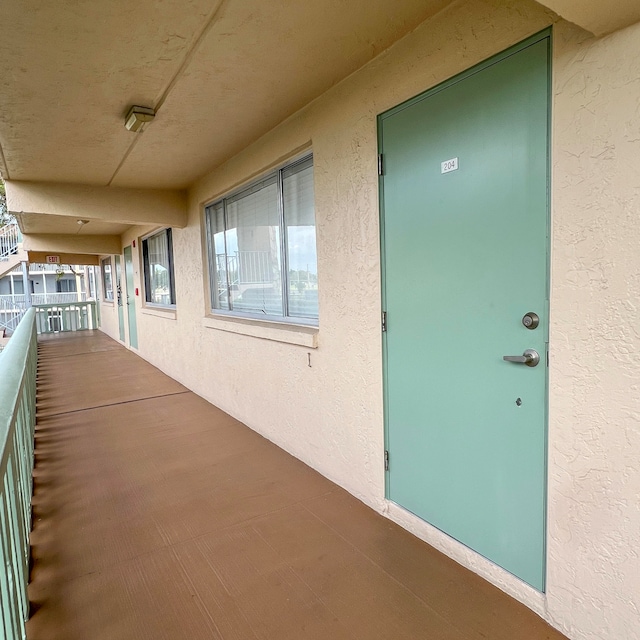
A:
[204,153,318,326]
[141,228,176,308]
[101,257,113,302]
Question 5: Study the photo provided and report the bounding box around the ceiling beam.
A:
[536,0,640,36]
[22,233,121,256]
[5,181,187,228]
[27,251,100,266]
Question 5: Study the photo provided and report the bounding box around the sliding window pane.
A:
[226,177,283,316]
[283,158,317,319]
[145,230,174,305]
[207,203,230,310]
[102,259,113,301]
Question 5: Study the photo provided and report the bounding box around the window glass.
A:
[56,278,76,293]
[143,229,175,306]
[208,203,230,311]
[283,158,317,319]
[205,154,317,324]
[101,258,113,301]
[226,176,282,316]
[88,266,97,300]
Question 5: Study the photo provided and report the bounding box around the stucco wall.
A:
[98,296,120,340]
[548,19,640,640]
[97,2,640,639]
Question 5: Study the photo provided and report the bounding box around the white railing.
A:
[28,263,75,273]
[0,306,26,336]
[0,293,87,306]
[0,294,88,335]
[0,223,21,260]
[8,263,77,274]
[216,251,273,285]
[34,301,97,334]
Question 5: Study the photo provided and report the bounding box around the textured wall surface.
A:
[96,2,640,639]
[98,297,120,342]
[548,19,640,640]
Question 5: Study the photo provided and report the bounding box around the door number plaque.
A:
[441,157,458,174]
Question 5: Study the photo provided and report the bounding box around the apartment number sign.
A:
[441,157,459,174]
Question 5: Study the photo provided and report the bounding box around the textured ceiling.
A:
[0,0,453,190]
[16,212,131,236]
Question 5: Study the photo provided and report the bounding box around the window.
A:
[87,266,98,300]
[205,154,318,323]
[56,278,77,293]
[142,228,176,306]
[101,258,113,301]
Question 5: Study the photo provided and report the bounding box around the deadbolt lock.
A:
[522,312,539,330]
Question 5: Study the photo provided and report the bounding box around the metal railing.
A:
[34,301,97,334]
[0,293,87,306]
[0,223,21,261]
[0,308,37,639]
[7,263,80,275]
[0,305,26,336]
[216,251,273,285]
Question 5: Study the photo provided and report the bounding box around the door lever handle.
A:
[503,349,539,367]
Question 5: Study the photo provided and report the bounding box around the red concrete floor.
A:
[27,331,567,640]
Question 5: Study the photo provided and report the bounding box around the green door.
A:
[123,245,138,349]
[380,34,549,590]
[114,255,126,342]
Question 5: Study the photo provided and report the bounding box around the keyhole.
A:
[515,398,522,407]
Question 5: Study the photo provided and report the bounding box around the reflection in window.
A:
[205,155,317,323]
[142,229,176,306]
[101,258,113,301]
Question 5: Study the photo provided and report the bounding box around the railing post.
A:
[20,263,31,310]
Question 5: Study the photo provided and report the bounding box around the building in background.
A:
[0,262,99,335]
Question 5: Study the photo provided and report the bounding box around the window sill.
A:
[202,315,318,348]
[141,307,177,320]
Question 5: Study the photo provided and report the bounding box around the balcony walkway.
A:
[27,331,566,640]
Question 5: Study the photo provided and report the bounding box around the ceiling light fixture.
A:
[77,219,90,226]
[124,105,156,132]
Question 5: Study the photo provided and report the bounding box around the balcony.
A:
[3,319,568,639]
[1,298,96,337]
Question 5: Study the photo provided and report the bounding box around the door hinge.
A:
[378,154,384,176]
[384,450,390,471]
[381,311,387,332]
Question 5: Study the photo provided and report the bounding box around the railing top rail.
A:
[33,301,95,310]
[0,305,36,637]
[0,307,35,458]
[0,221,19,235]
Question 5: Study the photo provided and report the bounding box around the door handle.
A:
[503,349,539,367]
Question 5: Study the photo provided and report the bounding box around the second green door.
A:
[124,245,138,349]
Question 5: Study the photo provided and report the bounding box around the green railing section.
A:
[0,308,37,639]
[34,301,97,334]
